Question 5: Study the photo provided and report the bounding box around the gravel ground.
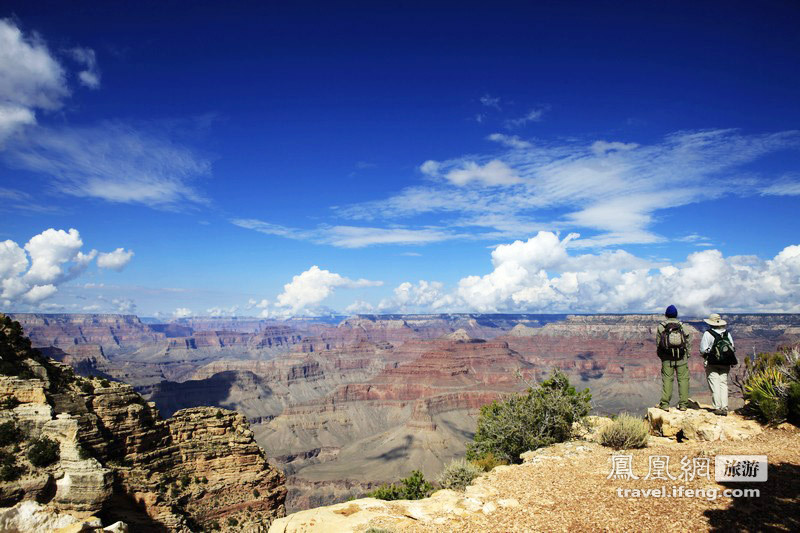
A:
[388,425,800,533]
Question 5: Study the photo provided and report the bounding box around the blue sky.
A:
[1,1,799,318]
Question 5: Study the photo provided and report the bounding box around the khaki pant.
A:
[660,358,689,409]
[705,363,729,410]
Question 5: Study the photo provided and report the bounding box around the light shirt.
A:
[700,327,734,354]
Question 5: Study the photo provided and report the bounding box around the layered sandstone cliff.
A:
[0,315,286,532]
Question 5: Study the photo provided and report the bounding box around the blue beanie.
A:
[665,305,678,318]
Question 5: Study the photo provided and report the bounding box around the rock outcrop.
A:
[647,406,763,441]
[0,315,287,532]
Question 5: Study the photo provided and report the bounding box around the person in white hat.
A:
[700,313,737,416]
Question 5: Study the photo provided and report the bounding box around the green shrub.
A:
[253,488,260,498]
[27,436,60,468]
[0,448,24,482]
[466,370,591,464]
[227,517,238,527]
[738,347,800,424]
[99,379,110,388]
[469,451,508,472]
[599,414,649,449]
[170,487,181,498]
[1,396,20,410]
[788,382,800,422]
[80,381,95,395]
[437,459,482,491]
[367,470,434,501]
[207,520,220,531]
[215,411,223,419]
[179,473,191,487]
[0,421,21,447]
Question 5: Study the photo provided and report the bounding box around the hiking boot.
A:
[714,409,728,416]
[678,405,688,411]
[658,404,670,410]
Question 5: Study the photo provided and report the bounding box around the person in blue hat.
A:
[656,305,692,410]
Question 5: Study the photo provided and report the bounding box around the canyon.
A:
[10,312,800,511]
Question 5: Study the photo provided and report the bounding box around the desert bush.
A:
[466,370,591,464]
[0,450,24,482]
[227,517,238,527]
[366,470,433,501]
[469,451,508,472]
[27,436,60,467]
[740,348,800,424]
[437,459,482,491]
[0,421,21,447]
[599,413,649,449]
[80,381,95,395]
[253,488,260,498]
[1,396,20,410]
[99,379,110,388]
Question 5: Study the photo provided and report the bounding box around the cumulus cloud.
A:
[0,18,68,141]
[173,307,192,318]
[206,305,239,316]
[97,248,134,271]
[275,265,382,315]
[442,231,800,315]
[443,160,523,187]
[0,228,130,307]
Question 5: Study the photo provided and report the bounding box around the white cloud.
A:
[231,218,460,248]
[0,228,129,306]
[0,240,28,280]
[247,298,270,309]
[505,108,546,128]
[487,133,532,149]
[760,176,800,196]
[23,284,58,303]
[444,160,523,187]
[24,228,85,284]
[112,297,136,314]
[67,47,100,89]
[97,248,134,271]
[345,299,374,314]
[276,265,382,315]
[590,140,639,155]
[206,305,239,316]
[0,19,68,141]
[337,129,800,247]
[433,231,800,315]
[173,307,192,318]
[480,94,501,110]
[5,122,210,209]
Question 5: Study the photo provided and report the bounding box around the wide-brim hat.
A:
[704,313,727,327]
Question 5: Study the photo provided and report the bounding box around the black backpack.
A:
[707,329,737,366]
[659,321,688,360]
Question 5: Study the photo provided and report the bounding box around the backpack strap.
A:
[708,329,722,341]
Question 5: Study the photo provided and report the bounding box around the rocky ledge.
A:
[0,315,286,532]
[269,423,799,532]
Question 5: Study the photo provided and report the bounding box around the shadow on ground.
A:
[704,462,800,532]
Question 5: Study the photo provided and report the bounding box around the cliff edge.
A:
[0,315,286,532]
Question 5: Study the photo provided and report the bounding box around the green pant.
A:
[660,358,689,408]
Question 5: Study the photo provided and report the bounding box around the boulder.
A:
[646,406,762,442]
